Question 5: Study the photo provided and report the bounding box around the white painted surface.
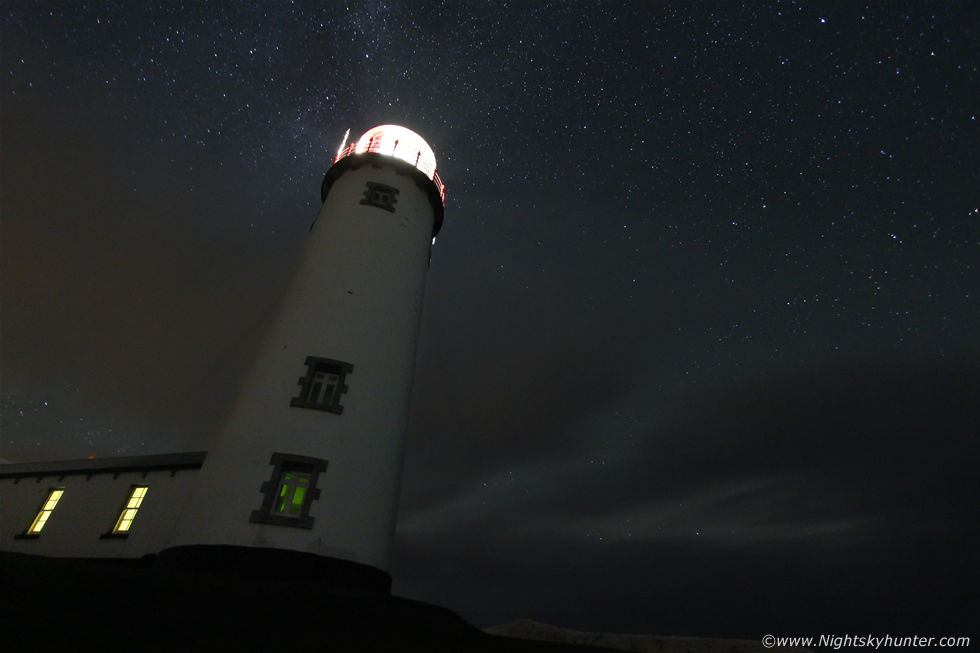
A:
[0,464,201,558]
[168,144,439,573]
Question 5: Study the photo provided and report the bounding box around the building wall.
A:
[0,454,204,559]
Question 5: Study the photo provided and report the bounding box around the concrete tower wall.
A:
[167,157,437,575]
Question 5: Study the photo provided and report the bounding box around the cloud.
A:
[394,356,980,632]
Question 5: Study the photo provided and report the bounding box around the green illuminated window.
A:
[112,486,148,534]
[26,488,64,535]
[250,454,328,529]
[274,471,312,517]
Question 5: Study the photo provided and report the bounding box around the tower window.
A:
[19,488,64,537]
[250,453,328,529]
[291,356,352,414]
[103,486,148,537]
[359,182,399,212]
[274,470,312,517]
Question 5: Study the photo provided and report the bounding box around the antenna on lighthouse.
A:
[337,128,350,157]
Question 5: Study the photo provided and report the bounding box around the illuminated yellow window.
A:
[27,488,64,534]
[112,486,148,533]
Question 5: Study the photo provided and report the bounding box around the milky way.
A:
[2,1,977,638]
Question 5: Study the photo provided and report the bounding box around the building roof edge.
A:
[0,451,208,479]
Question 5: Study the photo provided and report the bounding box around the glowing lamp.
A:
[354,125,438,179]
[334,125,444,208]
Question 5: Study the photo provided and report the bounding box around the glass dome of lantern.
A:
[333,125,444,206]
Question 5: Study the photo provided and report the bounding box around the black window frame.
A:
[359,181,399,212]
[290,356,352,414]
[249,453,328,529]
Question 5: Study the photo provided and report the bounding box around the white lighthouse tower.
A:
[160,125,446,592]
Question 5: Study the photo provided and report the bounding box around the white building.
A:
[0,453,205,560]
[0,125,446,593]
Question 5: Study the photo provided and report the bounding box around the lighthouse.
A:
[159,125,446,592]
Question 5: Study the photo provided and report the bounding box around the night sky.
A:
[2,1,978,641]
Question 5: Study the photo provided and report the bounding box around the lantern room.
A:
[334,125,445,206]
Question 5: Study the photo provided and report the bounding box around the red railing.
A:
[334,141,445,205]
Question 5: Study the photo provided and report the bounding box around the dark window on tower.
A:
[250,453,328,529]
[291,357,352,414]
[360,182,399,212]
